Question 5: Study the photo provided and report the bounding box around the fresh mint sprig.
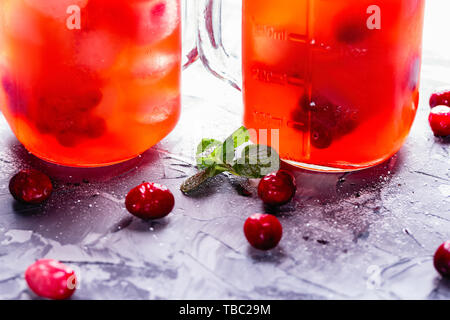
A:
[180,127,280,194]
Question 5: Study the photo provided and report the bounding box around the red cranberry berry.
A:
[258,170,296,206]
[56,130,80,148]
[429,105,450,137]
[77,115,107,139]
[9,170,53,204]
[336,21,368,44]
[125,182,175,220]
[334,10,370,45]
[25,259,77,300]
[292,94,359,148]
[2,76,28,115]
[311,124,333,149]
[434,241,450,278]
[244,214,283,250]
[430,89,450,108]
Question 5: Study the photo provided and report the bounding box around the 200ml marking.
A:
[254,24,287,41]
[252,67,305,87]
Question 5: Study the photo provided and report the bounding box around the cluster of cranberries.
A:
[292,94,359,149]
[8,168,177,299]
[34,69,107,147]
[8,171,77,299]
[242,170,297,251]
[427,92,450,278]
[2,67,108,148]
[10,83,450,299]
[429,89,450,137]
[123,172,294,251]
[9,165,449,300]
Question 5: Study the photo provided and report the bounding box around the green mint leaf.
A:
[196,138,223,169]
[232,144,280,178]
[207,163,232,176]
[182,127,280,194]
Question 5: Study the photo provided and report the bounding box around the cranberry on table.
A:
[244,214,283,251]
[258,170,296,206]
[9,170,53,204]
[434,241,450,278]
[429,105,450,137]
[125,182,175,220]
[25,259,77,300]
[429,89,450,108]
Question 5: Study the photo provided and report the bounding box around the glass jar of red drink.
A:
[198,0,426,172]
[0,0,196,167]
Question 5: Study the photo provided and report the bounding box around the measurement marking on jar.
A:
[253,111,307,130]
[252,67,305,87]
[287,119,307,130]
[253,111,283,126]
[254,24,287,41]
[253,24,309,44]
[287,75,305,86]
[288,33,308,43]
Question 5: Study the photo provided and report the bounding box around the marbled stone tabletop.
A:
[0,1,449,300]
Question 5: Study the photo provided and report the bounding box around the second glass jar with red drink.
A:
[199,0,426,172]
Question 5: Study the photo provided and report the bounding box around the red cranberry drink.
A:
[242,0,425,171]
[0,0,181,166]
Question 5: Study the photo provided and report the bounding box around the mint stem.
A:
[180,168,212,194]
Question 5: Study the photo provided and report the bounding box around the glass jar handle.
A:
[182,0,199,69]
[197,0,241,90]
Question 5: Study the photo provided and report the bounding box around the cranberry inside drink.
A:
[0,0,181,167]
[243,0,425,171]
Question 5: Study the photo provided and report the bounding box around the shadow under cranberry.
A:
[125,216,171,233]
[246,245,287,264]
[11,201,46,217]
[434,135,450,145]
